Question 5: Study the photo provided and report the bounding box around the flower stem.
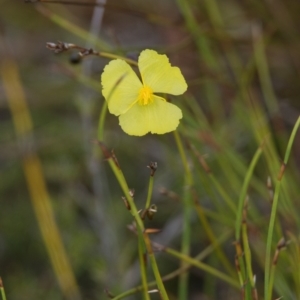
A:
[143,233,169,300]
[138,233,151,300]
[97,100,108,141]
[235,145,263,241]
[100,146,169,300]
[264,115,300,300]
[145,172,154,210]
[111,230,231,300]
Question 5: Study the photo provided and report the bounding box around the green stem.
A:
[264,116,300,300]
[111,230,231,300]
[0,278,7,300]
[145,174,154,210]
[242,216,255,290]
[143,233,169,300]
[107,158,144,229]
[173,130,191,180]
[138,234,151,300]
[235,146,263,241]
[106,155,169,300]
[165,247,240,288]
[97,100,108,141]
[268,263,276,300]
[173,130,193,299]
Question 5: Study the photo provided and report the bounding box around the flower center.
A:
[138,85,153,106]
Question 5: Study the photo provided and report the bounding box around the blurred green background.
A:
[1,0,300,299]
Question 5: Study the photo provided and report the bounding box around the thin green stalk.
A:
[252,23,279,115]
[264,182,282,299]
[235,141,262,299]
[268,264,276,300]
[233,142,263,298]
[178,175,192,300]
[103,151,168,300]
[264,116,300,300]
[235,146,263,241]
[165,247,240,288]
[175,0,223,121]
[36,5,112,51]
[208,174,236,214]
[107,158,144,229]
[138,234,151,300]
[38,6,138,65]
[97,100,108,141]
[203,0,244,85]
[268,238,286,299]
[242,217,255,289]
[287,233,300,298]
[188,142,236,214]
[173,130,191,179]
[173,130,193,299]
[111,230,232,300]
[145,174,154,210]
[234,241,248,287]
[143,233,169,300]
[193,198,236,277]
[0,278,7,300]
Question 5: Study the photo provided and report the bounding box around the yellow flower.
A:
[101,49,187,136]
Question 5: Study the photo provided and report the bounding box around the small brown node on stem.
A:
[93,140,111,159]
[252,286,259,300]
[233,240,243,257]
[144,228,161,234]
[46,41,76,54]
[242,196,249,223]
[0,277,3,288]
[159,187,180,201]
[122,196,131,210]
[190,143,211,174]
[141,209,147,220]
[234,254,241,272]
[111,149,120,169]
[273,237,287,265]
[104,288,115,298]
[129,189,135,197]
[277,162,286,181]
[46,41,100,62]
[147,204,157,220]
[141,204,157,220]
[147,161,158,176]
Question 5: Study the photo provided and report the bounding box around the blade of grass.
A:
[264,116,300,300]
[36,5,111,51]
[1,45,81,300]
[173,130,193,300]
[164,246,240,288]
[235,145,263,241]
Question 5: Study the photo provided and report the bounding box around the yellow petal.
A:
[101,59,142,115]
[138,49,187,95]
[119,96,182,136]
